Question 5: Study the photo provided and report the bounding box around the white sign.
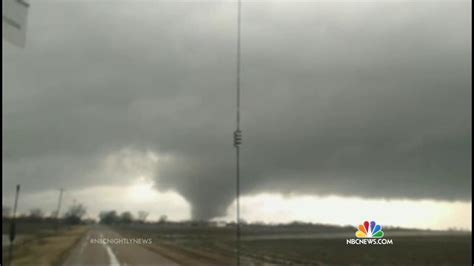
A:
[2,0,30,47]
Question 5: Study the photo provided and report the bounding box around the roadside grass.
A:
[2,226,88,266]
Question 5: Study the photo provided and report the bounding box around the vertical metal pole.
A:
[8,185,20,266]
[235,0,242,264]
[55,188,64,230]
[236,146,241,266]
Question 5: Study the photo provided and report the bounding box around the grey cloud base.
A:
[3,0,471,219]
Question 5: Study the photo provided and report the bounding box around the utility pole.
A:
[233,0,243,264]
[55,188,64,230]
[7,184,21,266]
[2,0,30,47]
[4,1,29,259]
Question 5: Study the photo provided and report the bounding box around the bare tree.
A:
[99,210,119,224]
[120,211,134,224]
[64,203,86,225]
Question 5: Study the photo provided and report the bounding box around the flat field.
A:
[114,224,472,265]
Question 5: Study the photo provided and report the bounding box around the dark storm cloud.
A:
[3,0,471,219]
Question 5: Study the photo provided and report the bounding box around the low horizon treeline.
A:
[4,205,458,231]
[98,210,152,224]
[2,202,88,225]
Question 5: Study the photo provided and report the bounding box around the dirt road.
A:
[62,226,179,266]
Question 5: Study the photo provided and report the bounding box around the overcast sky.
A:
[2,0,471,227]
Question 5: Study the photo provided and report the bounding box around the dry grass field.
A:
[2,225,87,266]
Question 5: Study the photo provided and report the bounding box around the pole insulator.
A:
[234,130,242,147]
